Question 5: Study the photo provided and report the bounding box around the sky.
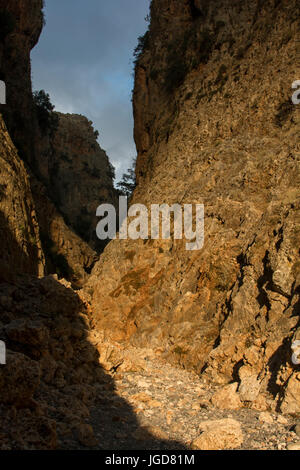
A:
[31,0,150,183]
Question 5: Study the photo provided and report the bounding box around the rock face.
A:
[0,0,43,165]
[192,418,243,450]
[0,0,123,451]
[0,113,103,447]
[0,0,117,283]
[88,0,300,414]
[35,112,118,251]
[0,0,299,452]
[30,176,98,286]
[0,115,44,281]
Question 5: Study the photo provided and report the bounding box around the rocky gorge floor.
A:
[59,353,300,451]
[0,274,298,451]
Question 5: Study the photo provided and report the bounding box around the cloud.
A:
[31,0,150,181]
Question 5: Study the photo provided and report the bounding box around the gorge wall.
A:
[0,0,117,285]
[87,0,300,413]
[0,0,120,450]
[0,0,43,166]
[35,112,118,252]
[0,115,44,282]
[0,0,299,451]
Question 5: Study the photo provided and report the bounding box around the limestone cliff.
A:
[0,0,117,283]
[35,112,118,251]
[0,0,299,452]
[87,0,300,413]
[0,115,44,281]
[0,112,105,448]
[0,1,117,449]
[0,0,43,165]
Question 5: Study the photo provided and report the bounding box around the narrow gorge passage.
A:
[0,0,299,453]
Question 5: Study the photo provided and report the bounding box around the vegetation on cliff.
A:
[0,0,299,451]
[33,89,58,135]
[116,158,137,199]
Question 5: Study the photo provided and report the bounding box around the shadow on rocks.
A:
[0,276,188,450]
[0,213,187,450]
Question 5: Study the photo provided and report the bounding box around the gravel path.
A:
[59,356,300,450]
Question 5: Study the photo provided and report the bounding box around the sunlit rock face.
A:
[0,1,117,448]
[87,0,300,413]
[0,0,44,165]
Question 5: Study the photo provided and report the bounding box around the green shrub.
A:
[33,90,59,135]
[133,31,150,66]
[108,161,115,181]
